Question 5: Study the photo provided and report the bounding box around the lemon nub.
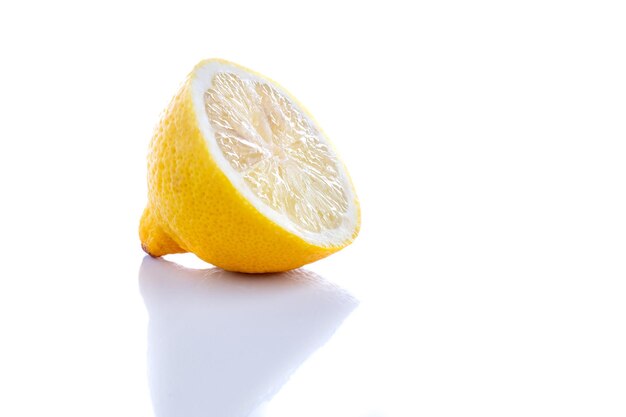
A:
[204,72,349,234]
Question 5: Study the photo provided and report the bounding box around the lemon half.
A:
[140,59,360,272]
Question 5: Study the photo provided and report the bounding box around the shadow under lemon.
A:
[139,256,358,417]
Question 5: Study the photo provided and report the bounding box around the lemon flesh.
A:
[204,72,349,235]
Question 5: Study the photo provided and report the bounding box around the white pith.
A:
[190,60,358,247]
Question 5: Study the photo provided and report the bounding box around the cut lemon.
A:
[139,59,360,273]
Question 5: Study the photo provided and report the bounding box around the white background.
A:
[1,1,625,416]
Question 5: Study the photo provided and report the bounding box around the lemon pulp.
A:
[204,72,349,234]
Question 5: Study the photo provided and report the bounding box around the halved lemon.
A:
[139,59,360,273]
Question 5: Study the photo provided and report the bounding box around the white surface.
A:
[1,1,625,416]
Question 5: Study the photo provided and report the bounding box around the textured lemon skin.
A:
[139,60,360,273]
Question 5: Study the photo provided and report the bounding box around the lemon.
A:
[139,59,360,273]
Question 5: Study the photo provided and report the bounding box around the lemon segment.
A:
[204,72,349,235]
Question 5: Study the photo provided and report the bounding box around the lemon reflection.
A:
[139,256,358,417]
